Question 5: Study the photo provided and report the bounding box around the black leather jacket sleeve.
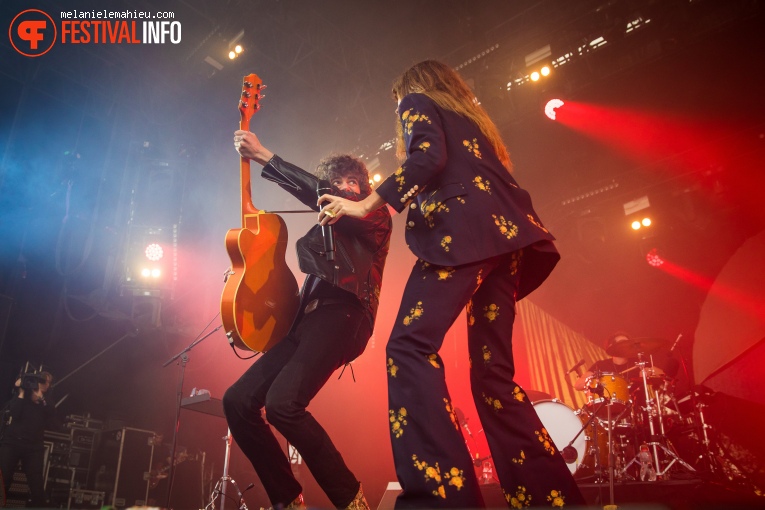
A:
[262,154,321,211]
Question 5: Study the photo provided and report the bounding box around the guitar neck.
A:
[238,73,264,225]
[240,141,258,224]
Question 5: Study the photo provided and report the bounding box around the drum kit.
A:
[534,337,706,483]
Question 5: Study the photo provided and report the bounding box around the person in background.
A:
[0,370,54,507]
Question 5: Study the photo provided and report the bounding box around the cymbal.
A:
[606,337,669,357]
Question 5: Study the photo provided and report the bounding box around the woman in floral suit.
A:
[320,60,585,508]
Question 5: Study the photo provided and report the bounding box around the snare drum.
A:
[531,399,587,474]
[585,372,630,417]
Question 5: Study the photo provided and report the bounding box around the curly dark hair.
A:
[314,154,372,197]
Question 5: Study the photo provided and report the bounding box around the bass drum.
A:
[531,399,587,474]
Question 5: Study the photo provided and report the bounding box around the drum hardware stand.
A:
[205,429,250,510]
[621,356,695,479]
[163,323,223,509]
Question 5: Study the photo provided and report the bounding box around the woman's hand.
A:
[317,191,386,225]
[234,130,273,166]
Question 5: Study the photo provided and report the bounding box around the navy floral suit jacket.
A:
[374,92,560,300]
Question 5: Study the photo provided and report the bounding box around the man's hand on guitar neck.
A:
[234,129,273,166]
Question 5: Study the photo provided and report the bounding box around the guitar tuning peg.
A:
[258,84,267,90]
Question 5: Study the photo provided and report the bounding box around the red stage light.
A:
[646,248,664,267]
[544,99,564,120]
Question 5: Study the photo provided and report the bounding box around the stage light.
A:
[145,243,164,261]
[641,217,652,227]
[141,268,151,278]
[631,220,641,230]
[151,268,161,278]
[373,173,382,182]
[235,44,243,54]
[228,50,236,60]
[540,65,551,77]
[544,99,564,120]
[530,71,540,82]
[646,248,664,267]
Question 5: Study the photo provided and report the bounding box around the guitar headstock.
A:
[239,73,265,124]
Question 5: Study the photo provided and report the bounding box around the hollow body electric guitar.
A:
[220,73,299,352]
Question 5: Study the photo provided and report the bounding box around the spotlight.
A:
[540,65,551,77]
[631,220,641,230]
[228,50,236,60]
[530,71,540,82]
[373,173,382,182]
[141,268,151,277]
[145,243,164,261]
[641,217,651,227]
[235,44,243,54]
[151,268,162,278]
[645,248,664,267]
[544,98,564,120]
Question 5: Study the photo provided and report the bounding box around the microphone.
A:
[454,407,473,438]
[670,334,682,352]
[316,180,335,262]
[561,445,578,464]
[566,359,585,375]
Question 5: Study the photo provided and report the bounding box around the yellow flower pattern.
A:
[505,486,531,508]
[511,450,526,465]
[509,250,522,276]
[473,176,491,194]
[493,214,519,240]
[428,354,441,368]
[483,392,504,411]
[463,138,482,159]
[390,408,408,438]
[466,301,475,326]
[387,358,398,377]
[513,386,526,402]
[421,200,450,228]
[394,166,405,192]
[536,428,556,455]
[435,267,454,280]
[475,269,484,291]
[440,236,452,251]
[444,398,460,431]
[401,108,432,135]
[527,214,549,233]
[419,141,431,152]
[402,301,424,326]
[412,455,466,499]
[482,345,492,364]
[483,303,499,322]
[547,490,566,507]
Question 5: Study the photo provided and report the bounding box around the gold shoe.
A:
[345,485,370,510]
[285,494,306,510]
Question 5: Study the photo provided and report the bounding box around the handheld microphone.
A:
[566,359,585,375]
[316,180,335,262]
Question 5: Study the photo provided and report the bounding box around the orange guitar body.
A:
[220,74,299,352]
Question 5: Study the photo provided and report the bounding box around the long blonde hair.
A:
[392,60,511,172]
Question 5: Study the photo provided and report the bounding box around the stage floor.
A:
[576,478,763,510]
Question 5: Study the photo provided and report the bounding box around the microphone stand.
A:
[162,324,223,509]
